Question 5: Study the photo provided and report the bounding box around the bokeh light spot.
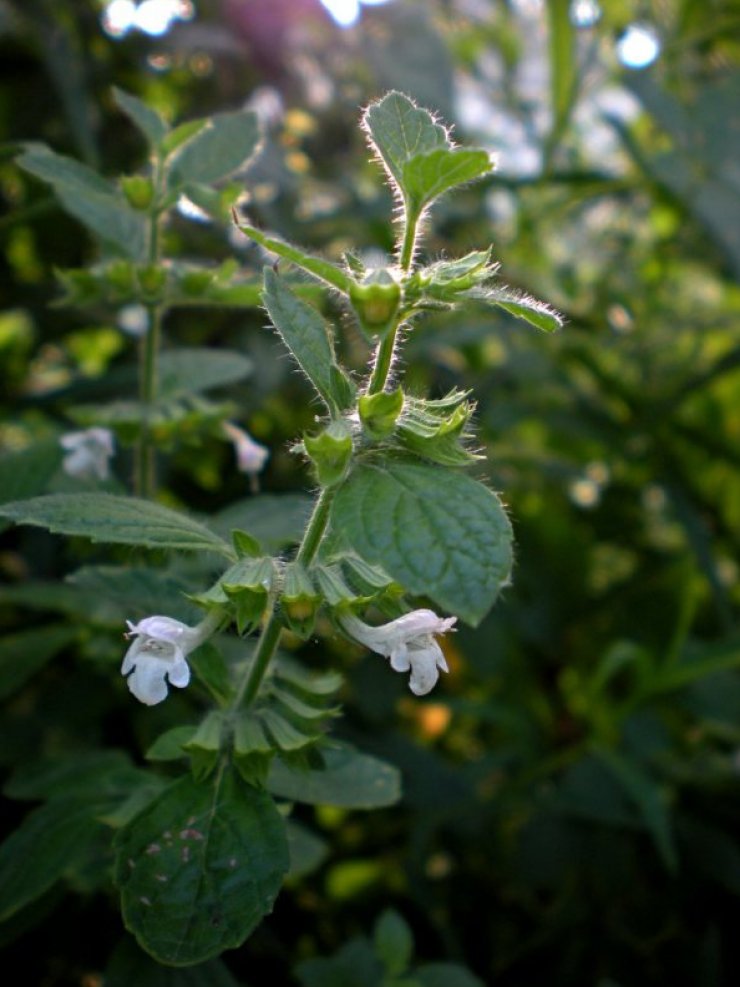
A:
[616,23,661,68]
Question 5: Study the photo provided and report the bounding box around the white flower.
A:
[60,427,115,481]
[223,422,270,486]
[339,609,457,696]
[121,616,200,706]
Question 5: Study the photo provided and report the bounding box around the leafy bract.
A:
[0,493,231,556]
[114,767,289,965]
[332,459,512,625]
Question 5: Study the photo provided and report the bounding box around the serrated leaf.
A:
[0,493,231,556]
[168,110,261,187]
[158,348,253,397]
[113,87,168,147]
[114,767,289,966]
[262,268,355,414]
[402,147,493,212]
[266,743,401,809]
[331,460,512,625]
[363,92,491,213]
[0,625,77,700]
[17,144,146,258]
[363,91,448,193]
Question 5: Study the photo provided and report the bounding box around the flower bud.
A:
[220,556,276,635]
[303,420,353,487]
[281,563,320,638]
[358,387,404,439]
[121,175,154,210]
[349,268,401,338]
[137,264,167,302]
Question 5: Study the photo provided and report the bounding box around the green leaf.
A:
[105,935,242,987]
[474,287,563,333]
[0,493,231,556]
[158,348,253,397]
[362,92,491,213]
[4,750,143,801]
[168,110,261,187]
[114,767,289,966]
[212,493,312,552]
[17,144,146,258]
[0,798,109,920]
[374,909,414,976]
[416,963,486,987]
[113,88,169,147]
[402,147,493,213]
[67,566,197,623]
[331,460,513,625]
[235,223,351,294]
[262,268,355,414]
[594,748,678,873]
[266,743,401,809]
[295,937,383,987]
[0,625,77,700]
[286,820,329,880]
[146,727,198,763]
[0,439,64,515]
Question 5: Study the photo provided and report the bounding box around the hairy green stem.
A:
[366,321,401,395]
[235,487,335,707]
[399,205,420,272]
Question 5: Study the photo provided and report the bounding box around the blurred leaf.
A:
[0,625,77,700]
[595,747,678,872]
[16,144,146,258]
[158,348,253,397]
[294,937,383,987]
[0,439,64,531]
[105,935,243,986]
[168,110,261,187]
[114,767,289,965]
[374,909,414,976]
[286,820,329,880]
[113,87,169,147]
[212,494,312,552]
[266,743,401,809]
[415,963,486,987]
[0,493,231,555]
[67,566,197,622]
[332,459,513,625]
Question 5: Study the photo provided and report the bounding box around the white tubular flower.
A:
[121,616,201,706]
[60,427,115,481]
[223,422,270,478]
[339,609,457,696]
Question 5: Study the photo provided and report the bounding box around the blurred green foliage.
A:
[1,0,740,984]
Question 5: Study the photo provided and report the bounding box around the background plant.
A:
[1,1,739,985]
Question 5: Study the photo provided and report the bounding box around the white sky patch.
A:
[102,0,194,38]
[320,0,394,28]
[617,23,661,69]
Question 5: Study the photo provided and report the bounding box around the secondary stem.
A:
[235,487,335,707]
[366,322,401,395]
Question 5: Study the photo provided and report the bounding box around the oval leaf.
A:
[331,460,512,625]
[114,768,289,966]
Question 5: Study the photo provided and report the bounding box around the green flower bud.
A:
[219,556,276,634]
[180,268,214,297]
[358,387,404,439]
[137,264,167,302]
[121,175,155,210]
[105,260,136,296]
[303,420,353,487]
[349,268,401,338]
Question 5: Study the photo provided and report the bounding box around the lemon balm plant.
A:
[0,90,560,970]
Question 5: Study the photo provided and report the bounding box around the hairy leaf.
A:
[168,110,261,187]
